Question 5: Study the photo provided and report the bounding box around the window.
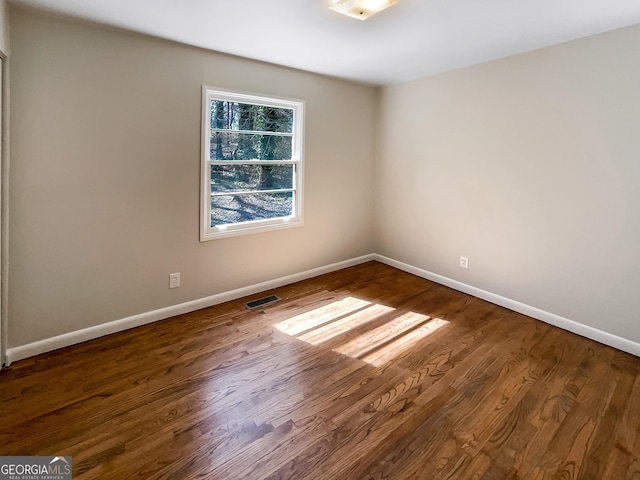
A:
[201,87,304,240]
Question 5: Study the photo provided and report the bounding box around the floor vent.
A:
[244,294,281,310]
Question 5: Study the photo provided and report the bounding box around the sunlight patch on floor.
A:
[273,296,450,366]
[334,311,430,358]
[274,296,372,336]
[299,303,395,345]
[360,317,449,366]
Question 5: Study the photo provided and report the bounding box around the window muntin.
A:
[201,88,304,240]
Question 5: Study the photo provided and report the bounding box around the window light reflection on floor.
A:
[334,311,430,358]
[274,296,372,336]
[273,296,450,366]
[299,302,395,345]
[359,317,449,366]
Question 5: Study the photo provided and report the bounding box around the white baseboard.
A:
[5,254,376,364]
[6,252,640,365]
[373,254,640,357]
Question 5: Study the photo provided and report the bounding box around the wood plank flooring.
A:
[1,261,640,479]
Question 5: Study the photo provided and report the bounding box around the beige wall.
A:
[0,0,8,55]
[9,10,376,347]
[376,24,640,342]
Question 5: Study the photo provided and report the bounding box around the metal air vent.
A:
[244,295,281,310]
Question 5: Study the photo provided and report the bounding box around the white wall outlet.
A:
[459,256,469,270]
[169,272,181,289]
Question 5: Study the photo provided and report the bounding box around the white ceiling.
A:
[10,0,640,85]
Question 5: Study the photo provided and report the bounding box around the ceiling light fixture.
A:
[328,0,398,20]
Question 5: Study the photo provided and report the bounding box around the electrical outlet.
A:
[169,272,181,289]
[459,256,469,270]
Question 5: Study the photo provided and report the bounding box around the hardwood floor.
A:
[1,261,639,479]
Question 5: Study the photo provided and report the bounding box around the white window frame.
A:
[200,87,305,241]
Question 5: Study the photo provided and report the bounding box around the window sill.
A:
[200,217,303,241]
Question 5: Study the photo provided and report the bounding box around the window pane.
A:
[211,192,293,227]
[209,132,292,161]
[211,165,293,193]
[210,101,293,133]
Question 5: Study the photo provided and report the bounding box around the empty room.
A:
[1,0,640,478]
